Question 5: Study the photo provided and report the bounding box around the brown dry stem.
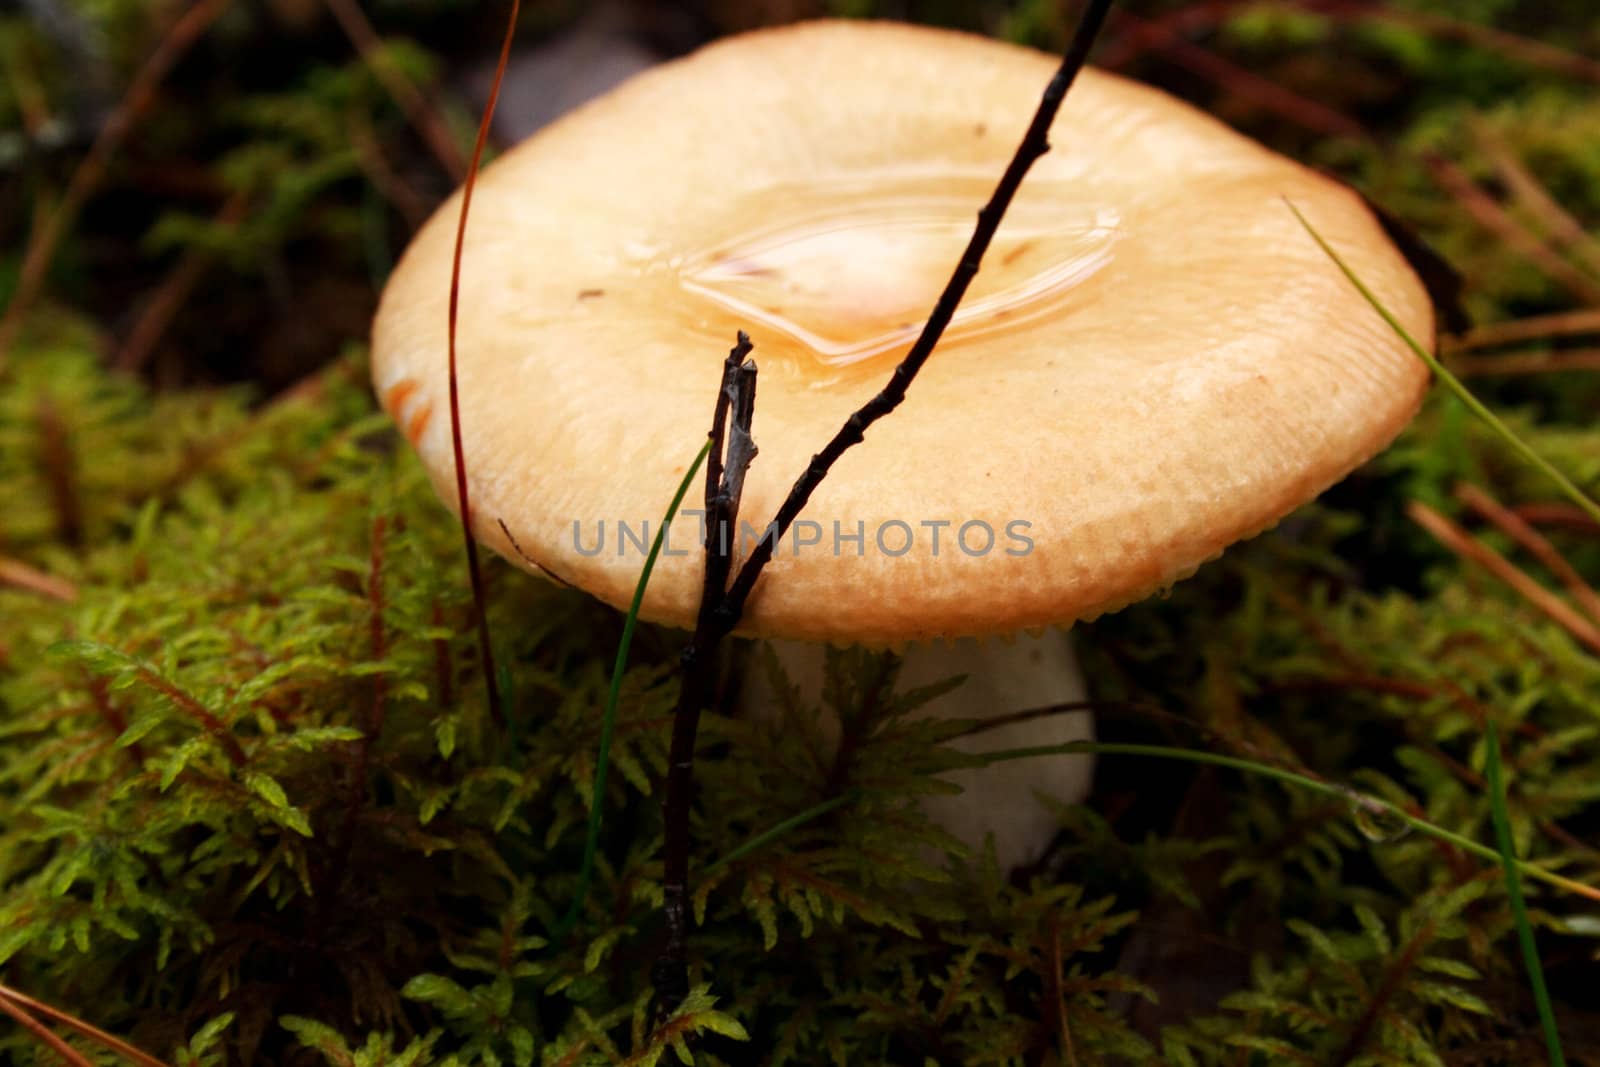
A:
[1408,500,1600,657]
[1454,484,1600,624]
[0,556,79,602]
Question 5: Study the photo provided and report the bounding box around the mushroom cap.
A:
[372,20,1433,646]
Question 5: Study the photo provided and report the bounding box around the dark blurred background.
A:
[3,0,1596,398]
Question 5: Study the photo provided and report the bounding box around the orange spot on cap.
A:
[384,378,420,416]
[405,401,434,445]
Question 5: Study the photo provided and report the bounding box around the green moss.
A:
[4,314,1597,1064]
[3,2,1599,1064]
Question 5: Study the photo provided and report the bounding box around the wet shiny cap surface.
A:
[372,19,1433,645]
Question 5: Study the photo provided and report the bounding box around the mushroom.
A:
[371,21,1433,871]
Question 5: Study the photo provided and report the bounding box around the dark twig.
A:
[705,339,759,605]
[648,0,1115,1021]
[721,360,760,534]
[654,335,757,1016]
[720,0,1113,621]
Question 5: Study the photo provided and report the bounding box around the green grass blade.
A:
[705,791,859,875]
[1287,201,1600,526]
[1486,722,1567,1066]
[550,439,713,940]
[976,740,1600,904]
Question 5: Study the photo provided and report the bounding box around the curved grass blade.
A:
[977,740,1600,904]
[445,0,522,730]
[551,439,713,940]
[705,791,859,875]
[1486,722,1567,1067]
[1287,201,1600,526]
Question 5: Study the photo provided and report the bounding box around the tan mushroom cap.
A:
[372,20,1433,646]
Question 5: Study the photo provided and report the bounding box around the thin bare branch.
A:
[721,0,1116,622]
[650,0,1117,1022]
[655,334,757,1017]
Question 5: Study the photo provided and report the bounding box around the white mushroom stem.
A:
[743,630,1093,871]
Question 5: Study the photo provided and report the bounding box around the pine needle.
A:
[1286,200,1600,527]
[705,791,859,874]
[978,740,1600,904]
